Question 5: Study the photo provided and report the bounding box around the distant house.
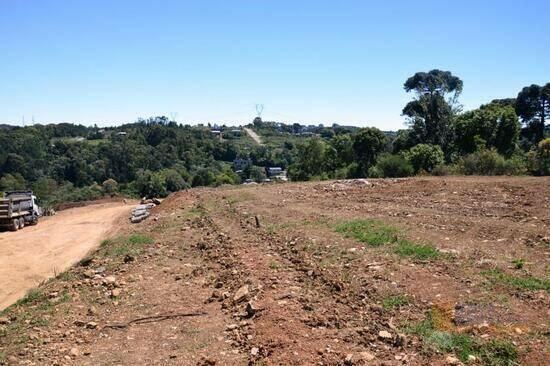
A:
[116,131,127,136]
[233,157,252,171]
[211,130,221,136]
[265,167,288,181]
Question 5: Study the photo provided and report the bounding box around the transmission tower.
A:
[255,104,264,118]
[169,112,178,122]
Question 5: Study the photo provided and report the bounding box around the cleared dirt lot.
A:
[0,202,131,310]
[0,177,548,365]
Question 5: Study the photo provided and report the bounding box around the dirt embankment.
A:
[0,202,132,310]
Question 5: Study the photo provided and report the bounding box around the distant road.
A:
[243,127,263,145]
[0,202,131,310]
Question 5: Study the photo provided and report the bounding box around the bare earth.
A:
[0,177,548,365]
[243,127,263,145]
[0,202,131,310]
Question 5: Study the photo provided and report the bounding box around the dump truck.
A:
[0,191,41,231]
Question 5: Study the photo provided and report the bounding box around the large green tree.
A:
[402,70,463,153]
[455,102,520,156]
[352,127,388,174]
[515,83,550,144]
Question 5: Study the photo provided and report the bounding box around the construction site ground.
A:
[0,176,548,365]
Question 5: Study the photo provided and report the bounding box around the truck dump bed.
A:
[0,192,33,219]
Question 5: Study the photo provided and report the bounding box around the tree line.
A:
[0,70,548,205]
[288,70,549,180]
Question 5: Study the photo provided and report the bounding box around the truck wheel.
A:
[30,216,39,225]
[19,217,25,229]
[10,218,20,231]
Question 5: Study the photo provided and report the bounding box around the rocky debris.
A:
[233,285,250,303]
[358,351,376,362]
[378,330,392,340]
[445,355,462,365]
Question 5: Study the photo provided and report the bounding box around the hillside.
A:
[0,177,548,365]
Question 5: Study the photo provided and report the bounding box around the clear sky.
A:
[1,1,548,129]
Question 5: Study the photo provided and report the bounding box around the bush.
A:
[527,138,550,176]
[102,178,118,194]
[161,169,187,192]
[431,164,457,176]
[458,149,526,175]
[405,144,445,173]
[367,166,383,178]
[374,154,414,178]
[191,168,216,187]
[135,169,168,197]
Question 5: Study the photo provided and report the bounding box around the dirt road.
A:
[0,202,131,310]
[243,127,263,145]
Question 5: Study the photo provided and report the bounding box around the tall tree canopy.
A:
[454,102,521,156]
[515,83,550,144]
[352,127,388,173]
[402,70,463,153]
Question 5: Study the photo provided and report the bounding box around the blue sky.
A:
[1,1,548,129]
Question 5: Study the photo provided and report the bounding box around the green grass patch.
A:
[100,234,153,258]
[511,259,524,270]
[406,311,519,365]
[334,219,441,260]
[334,219,398,247]
[482,268,550,291]
[394,239,441,260]
[14,288,45,307]
[381,294,410,310]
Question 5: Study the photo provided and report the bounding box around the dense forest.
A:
[0,70,548,206]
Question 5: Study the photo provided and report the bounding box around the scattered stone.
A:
[226,324,239,331]
[86,321,98,329]
[358,351,375,361]
[378,330,392,339]
[445,355,461,365]
[250,347,259,356]
[344,353,354,365]
[83,269,95,279]
[87,307,98,316]
[0,316,10,324]
[233,285,250,303]
[104,276,116,285]
[111,289,121,298]
[70,348,80,357]
[468,355,476,362]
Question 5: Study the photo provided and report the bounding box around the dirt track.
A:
[0,202,131,310]
[243,127,263,145]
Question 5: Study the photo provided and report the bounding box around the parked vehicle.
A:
[0,191,41,231]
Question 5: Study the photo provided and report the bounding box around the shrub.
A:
[458,149,526,175]
[161,169,187,192]
[527,138,550,176]
[431,164,456,176]
[375,154,414,177]
[367,166,383,178]
[405,144,445,173]
[102,178,118,194]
